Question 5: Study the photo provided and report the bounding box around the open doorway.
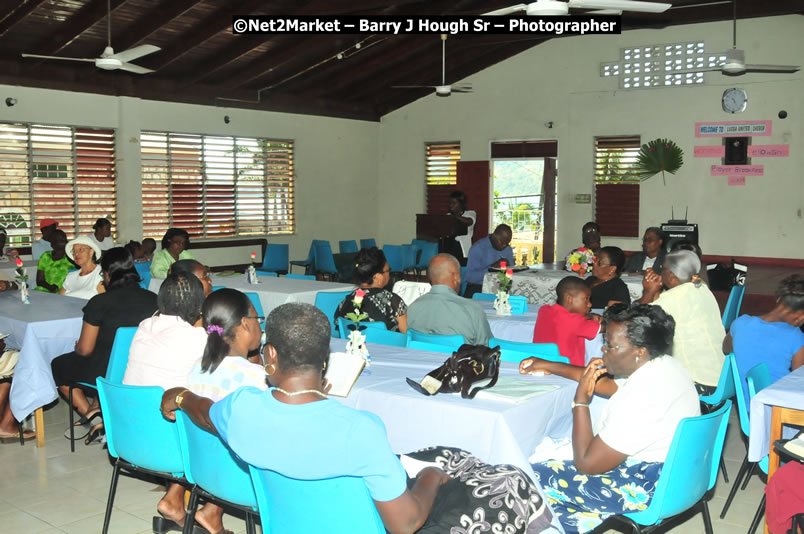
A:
[490,141,557,264]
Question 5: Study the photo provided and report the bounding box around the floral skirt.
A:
[531,458,663,534]
[407,447,554,534]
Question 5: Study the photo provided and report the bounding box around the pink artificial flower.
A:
[15,257,23,268]
[251,252,257,260]
[500,261,507,269]
[354,288,366,306]
[505,269,513,277]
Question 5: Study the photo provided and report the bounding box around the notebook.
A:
[474,376,560,403]
[324,352,366,397]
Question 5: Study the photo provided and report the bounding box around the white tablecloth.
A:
[0,290,85,420]
[748,366,804,462]
[150,274,356,315]
[0,259,39,280]
[483,269,644,306]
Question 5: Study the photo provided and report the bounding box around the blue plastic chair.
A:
[175,412,258,534]
[471,293,528,314]
[488,338,565,362]
[722,285,745,331]
[471,293,496,302]
[285,273,315,280]
[135,261,152,290]
[314,290,353,338]
[401,244,417,273]
[720,357,770,521]
[244,291,264,317]
[360,239,377,249]
[412,240,438,275]
[336,318,388,339]
[67,326,138,452]
[460,266,468,296]
[699,356,737,482]
[383,245,405,274]
[406,329,464,350]
[314,241,338,281]
[364,328,407,348]
[96,379,185,534]
[258,243,289,275]
[590,401,732,534]
[290,240,326,274]
[743,363,775,534]
[338,240,359,254]
[212,285,225,291]
[259,271,279,277]
[249,466,385,534]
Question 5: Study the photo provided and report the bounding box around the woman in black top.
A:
[334,247,408,333]
[51,247,158,445]
[587,246,631,309]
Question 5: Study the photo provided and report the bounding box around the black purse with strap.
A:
[406,344,502,399]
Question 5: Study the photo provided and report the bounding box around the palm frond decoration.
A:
[636,138,684,185]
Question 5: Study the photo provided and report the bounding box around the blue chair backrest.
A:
[412,241,438,269]
[364,329,407,348]
[360,239,377,249]
[383,245,404,273]
[337,318,387,339]
[728,353,752,437]
[407,340,455,354]
[489,338,563,361]
[314,290,353,338]
[285,273,315,280]
[260,272,279,277]
[212,285,225,292]
[722,285,745,330]
[339,240,359,254]
[244,292,264,317]
[625,400,732,526]
[261,244,289,273]
[746,362,772,400]
[96,378,184,476]
[400,244,416,270]
[106,327,138,384]
[471,293,497,302]
[249,466,385,534]
[175,412,257,509]
[460,266,468,296]
[314,242,337,274]
[406,329,464,350]
[135,262,152,290]
[498,347,568,364]
[699,355,736,407]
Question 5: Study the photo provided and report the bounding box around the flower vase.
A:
[493,291,511,316]
[246,265,259,285]
[345,328,370,367]
[19,280,30,304]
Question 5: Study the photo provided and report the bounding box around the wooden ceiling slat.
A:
[112,0,205,52]
[0,0,49,37]
[29,0,130,57]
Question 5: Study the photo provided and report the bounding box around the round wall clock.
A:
[722,88,748,113]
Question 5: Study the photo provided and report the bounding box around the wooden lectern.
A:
[415,214,468,258]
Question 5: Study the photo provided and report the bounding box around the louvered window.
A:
[0,123,115,246]
[425,141,460,215]
[141,132,294,239]
[594,136,640,238]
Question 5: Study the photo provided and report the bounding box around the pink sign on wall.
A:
[748,145,789,157]
[727,176,746,186]
[694,145,725,157]
[695,120,772,137]
[711,165,764,176]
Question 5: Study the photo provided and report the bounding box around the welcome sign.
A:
[695,120,772,137]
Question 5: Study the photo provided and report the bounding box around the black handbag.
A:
[406,344,502,399]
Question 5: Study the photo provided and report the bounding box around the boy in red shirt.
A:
[532,276,602,366]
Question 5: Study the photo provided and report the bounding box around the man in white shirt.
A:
[32,218,59,261]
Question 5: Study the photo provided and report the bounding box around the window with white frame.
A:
[140,131,294,239]
[601,41,726,89]
[0,122,116,247]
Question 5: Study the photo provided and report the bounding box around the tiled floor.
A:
[0,401,764,534]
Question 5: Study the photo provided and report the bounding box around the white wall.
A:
[0,85,380,265]
[378,15,804,259]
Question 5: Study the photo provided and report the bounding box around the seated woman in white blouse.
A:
[60,235,104,300]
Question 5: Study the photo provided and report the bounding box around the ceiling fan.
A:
[696,0,799,75]
[21,0,160,74]
[484,0,672,16]
[392,34,472,97]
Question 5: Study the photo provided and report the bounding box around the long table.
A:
[150,273,356,315]
[482,268,644,306]
[748,366,804,463]
[1,290,85,447]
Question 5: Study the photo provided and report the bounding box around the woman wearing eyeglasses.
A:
[334,247,408,333]
[520,303,700,534]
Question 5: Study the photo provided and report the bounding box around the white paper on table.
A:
[399,454,440,478]
[474,376,560,403]
[324,351,366,397]
[529,437,574,463]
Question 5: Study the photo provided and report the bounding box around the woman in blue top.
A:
[724,274,804,402]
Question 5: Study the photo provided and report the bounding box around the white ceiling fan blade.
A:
[21,53,95,63]
[743,64,800,73]
[117,62,155,74]
[392,85,437,89]
[569,0,671,13]
[584,9,623,14]
[109,44,160,63]
[451,87,474,93]
[483,4,528,15]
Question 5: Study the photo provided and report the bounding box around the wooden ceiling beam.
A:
[0,0,49,38]
[29,0,129,57]
[112,0,205,52]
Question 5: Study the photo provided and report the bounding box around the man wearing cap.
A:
[32,218,59,261]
